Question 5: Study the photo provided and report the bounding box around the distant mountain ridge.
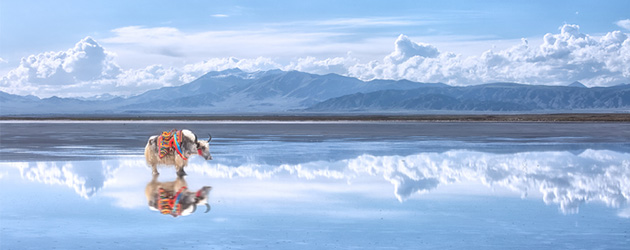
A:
[309,83,630,112]
[1,69,629,115]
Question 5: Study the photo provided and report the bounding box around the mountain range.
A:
[1,68,629,116]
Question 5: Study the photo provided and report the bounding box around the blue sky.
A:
[1,0,629,97]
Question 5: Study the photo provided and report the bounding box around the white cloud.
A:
[0,37,122,96]
[617,19,630,30]
[0,37,191,97]
[1,23,628,97]
[211,14,229,18]
[181,57,281,78]
[283,54,358,75]
[347,24,630,87]
[387,34,440,63]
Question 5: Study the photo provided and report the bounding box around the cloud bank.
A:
[348,24,630,86]
[1,37,120,97]
[0,37,190,97]
[1,24,628,97]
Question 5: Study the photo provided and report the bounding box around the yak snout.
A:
[196,138,213,160]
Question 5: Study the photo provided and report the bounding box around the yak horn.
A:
[191,204,197,213]
[208,133,212,142]
[204,204,211,213]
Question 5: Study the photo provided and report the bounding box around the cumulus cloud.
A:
[1,23,629,97]
[386,34,440,63]
[181,57,281,79]
[348,24,630,86]
[283,54,359,75]
[0,33,355,97]
[0,37,191,97]
[0,37,120,96]
[118,23,628,88]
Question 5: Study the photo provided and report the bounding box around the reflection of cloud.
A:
[3,149,628,215]
[191,161,346,180]
[188,149,630,214]
[345,150,630,214]
[101,190,146,209]
[16,161,121,199]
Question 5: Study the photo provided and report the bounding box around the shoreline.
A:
[1,113,629,122]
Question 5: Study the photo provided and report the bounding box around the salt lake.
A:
[1,121,629,249]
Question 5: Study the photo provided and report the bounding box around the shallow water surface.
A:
[1,121,629,249]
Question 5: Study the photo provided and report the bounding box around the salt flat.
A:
[1,122,629,249]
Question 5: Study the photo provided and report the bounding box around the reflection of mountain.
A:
[6,149,629,214]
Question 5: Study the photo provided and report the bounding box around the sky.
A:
[1,0,629,97]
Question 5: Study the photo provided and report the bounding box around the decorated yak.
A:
[144,129,212,176]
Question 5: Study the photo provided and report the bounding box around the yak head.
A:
[195,134,213,160]
[178,186,213,216]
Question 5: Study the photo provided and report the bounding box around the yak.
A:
[145,174,212,217]
[144,129,212,176]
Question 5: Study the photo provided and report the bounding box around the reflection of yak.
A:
[144,129,212,176]
[145,174,212,217]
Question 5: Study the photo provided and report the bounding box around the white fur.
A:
[181,129,196,142]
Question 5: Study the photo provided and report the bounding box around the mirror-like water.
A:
[1,121,629,249]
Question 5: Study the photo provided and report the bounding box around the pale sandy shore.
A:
[1,113,629,122]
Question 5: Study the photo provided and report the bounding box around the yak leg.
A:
[176,165,187,177]
[150,173,159,183]
[145,174,160,208]
[151,164,159,176]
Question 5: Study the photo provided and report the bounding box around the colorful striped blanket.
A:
[158,186,186,216]
[156,129,184,159]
